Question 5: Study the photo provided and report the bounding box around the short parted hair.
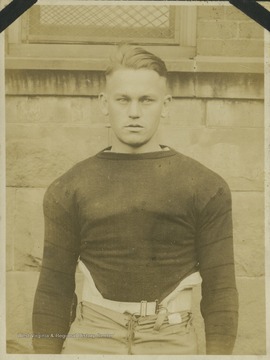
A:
[105,45,168,80]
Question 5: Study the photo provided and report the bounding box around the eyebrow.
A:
[113,94,157,98]
[140,95,156,99]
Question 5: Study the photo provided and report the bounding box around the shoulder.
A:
[172,149,231,208]
[43,153,99,210]
[173,150,227,184]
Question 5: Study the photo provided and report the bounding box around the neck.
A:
[110,144,162,154]
[110,136,162,154]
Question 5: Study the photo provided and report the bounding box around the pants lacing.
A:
[125,313,139,355]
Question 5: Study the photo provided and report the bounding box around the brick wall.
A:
[5,5,265,355]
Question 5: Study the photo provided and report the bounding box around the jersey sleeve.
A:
[32,180,80,353]
[195,179,239,354]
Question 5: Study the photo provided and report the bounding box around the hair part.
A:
[105,44,168,80]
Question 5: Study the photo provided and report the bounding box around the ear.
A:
[161,94,172,118]
[99,92,109,116]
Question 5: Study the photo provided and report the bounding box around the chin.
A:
[123,140,149,148]
[128,142,146,148]
[120,136,148,147]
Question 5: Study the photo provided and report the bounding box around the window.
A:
[24,5,180,44]
[6,2,197,70]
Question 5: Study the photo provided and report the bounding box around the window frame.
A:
[5,2,197,71]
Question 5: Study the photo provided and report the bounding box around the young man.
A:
[32,46,238,355]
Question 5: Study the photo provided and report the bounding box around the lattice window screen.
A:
[23,5,179,44]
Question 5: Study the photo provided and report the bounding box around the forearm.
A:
[203,287,239,354]
[196,180,239,354]
[32,267,76,353]
[32,184,80,353]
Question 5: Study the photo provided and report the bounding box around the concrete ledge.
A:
[5,70,264,99]
[5,70,105,97]
[195,56,263,74]
[194,72,264,100]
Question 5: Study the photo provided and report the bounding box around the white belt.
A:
[78,260,202,316]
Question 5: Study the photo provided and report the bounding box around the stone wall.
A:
[197,6,263,57]
[5,5,265,355]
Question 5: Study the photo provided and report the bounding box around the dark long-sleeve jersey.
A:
[32,146,238,354]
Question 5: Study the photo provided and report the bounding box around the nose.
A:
[128,100,141,119]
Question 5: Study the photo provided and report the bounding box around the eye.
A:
[117,97,128,104]
[141,98,154,104]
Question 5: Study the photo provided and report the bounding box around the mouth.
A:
[125,125,144,132]
[125,124,143,128]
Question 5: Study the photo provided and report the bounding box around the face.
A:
[100,68,171,153]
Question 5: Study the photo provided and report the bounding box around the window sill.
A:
[5,54,263,74]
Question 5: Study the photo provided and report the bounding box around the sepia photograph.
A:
[1,0,268,357]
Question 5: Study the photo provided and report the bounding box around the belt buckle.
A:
[140,299,159,316]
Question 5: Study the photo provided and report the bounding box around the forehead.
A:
[105,68,167,94]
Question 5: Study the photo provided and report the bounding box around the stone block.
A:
[232,192,264,277]
[6,124,109,188]
[197,39,224,57]
[198,20,238,39]
[70,97,107,126]
[198,6,225,20]
[222,39,264,57]
[6,96,70,124]
[164,99,205,127]
[6,188,16,271]
[239,21,264,39]
[206,99,264,128]
[234,277,266,354]
[12,188,46,271]
[158,126,264,191]
[6,271,40,353]
[6,96,106,126]
[197,39,263,57]
[195,73,264,100]
[225,6,251,20]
